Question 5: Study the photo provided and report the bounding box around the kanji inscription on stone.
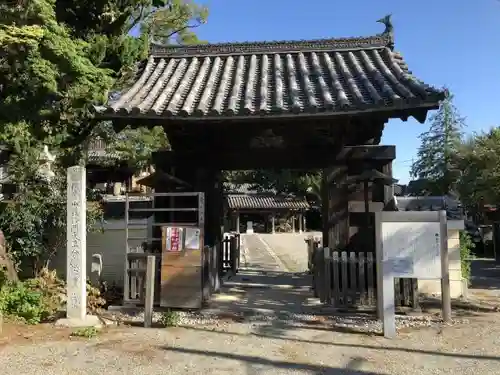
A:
[66,166,87,320]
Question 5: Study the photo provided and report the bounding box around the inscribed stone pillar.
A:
[66,166,87,320]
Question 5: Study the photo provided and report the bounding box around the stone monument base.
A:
[55,315,102,328]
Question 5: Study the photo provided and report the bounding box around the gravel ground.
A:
[111,308,469,335]
[1,235,498,374]
[0,312,499,375]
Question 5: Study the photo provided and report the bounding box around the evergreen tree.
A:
[456,127,500,218]
[410,91,465,196]
[0,0,208,272]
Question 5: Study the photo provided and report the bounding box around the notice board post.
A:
[375,211,450,338]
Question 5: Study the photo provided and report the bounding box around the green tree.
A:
[226,169,323,204]
[0,0,208,146]
[0,0,208,274]
[0,122,103,275]
[456,127,500,216]
[88,122,170,170]
[410,91,465,196]
[0,0,114,144]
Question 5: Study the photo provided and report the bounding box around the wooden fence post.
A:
[324,247,332,304]
[230,235,238,274]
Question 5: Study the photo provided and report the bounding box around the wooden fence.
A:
[221,233,241,275]
[308,240,417,308]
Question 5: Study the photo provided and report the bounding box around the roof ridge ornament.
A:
[377,14,394,49]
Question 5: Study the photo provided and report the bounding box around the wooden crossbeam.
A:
[152,145,395,170]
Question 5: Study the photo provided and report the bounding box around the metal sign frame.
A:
[375,210,450,338]
[124,191,205,305]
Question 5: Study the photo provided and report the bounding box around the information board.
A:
[184,227,201,250]
[163,226,184,252]
[381,221,441,279]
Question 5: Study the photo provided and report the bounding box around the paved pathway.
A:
[204,234,320,318]
[255,233,320,272]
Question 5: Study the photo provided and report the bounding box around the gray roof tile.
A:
[394,196,464,220]
[100,34,444,120]
[227,194,310,210]
[223,182,276,194]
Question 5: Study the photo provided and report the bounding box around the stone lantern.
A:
[37,145,56,182]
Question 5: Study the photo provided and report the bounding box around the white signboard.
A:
[376,211,449,339]
[184,227,201,250]
[381,221,441,279]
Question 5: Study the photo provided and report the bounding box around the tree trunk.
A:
[0,230,19,282]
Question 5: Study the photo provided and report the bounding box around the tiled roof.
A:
[227,194,310,210]
[393,184,406,196]
[223,182,276,194]
[99,29,444,121]
[394,196,464,220]
[87,149,121,164]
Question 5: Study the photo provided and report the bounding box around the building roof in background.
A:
[394,196,464,220]
[223,182,276,194]
[98,25,444,121]
[227,194,310,210]
[393,184,406,196]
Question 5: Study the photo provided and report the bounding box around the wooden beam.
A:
[348,201,385,213]
[153,145,396,170]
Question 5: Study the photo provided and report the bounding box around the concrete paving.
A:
[205,234,322,318]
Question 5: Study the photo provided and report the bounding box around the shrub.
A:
[0,268,109,324]
[70,327,100,338]
[24,268,65,319]
[0,282,46,324]
[159,309,181,327]
[459,231,475,282]
[86,280,106,313]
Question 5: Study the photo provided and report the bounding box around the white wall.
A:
[418,226,464,298]
[51,219,147,287]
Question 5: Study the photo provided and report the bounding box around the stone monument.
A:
[56,166,100,327]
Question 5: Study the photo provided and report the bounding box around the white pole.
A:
[144,255,156,328]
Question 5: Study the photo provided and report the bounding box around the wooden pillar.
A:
[271,214,275,234]
[235,211,240,233]
[202,170,223,247]
[321,166,349,249]
[382,161,394,206]
[298,213,303,233]
[291,214,296,233]
[303,214,307,232]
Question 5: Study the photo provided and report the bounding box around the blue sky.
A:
[191,0,500,183]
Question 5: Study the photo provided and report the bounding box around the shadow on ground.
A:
[162,344,388,374]
[170,324,500,363]
[470,258,500,290]
[205,267,320,318]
